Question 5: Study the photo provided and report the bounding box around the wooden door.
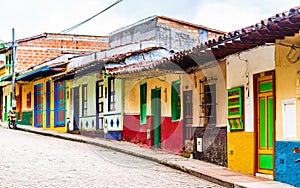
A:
[255,71,275,175]
[72,87,80,130]
[96,80,104,130]
[183,90,193,149]
[34,83,43,127]
[17,86,22,120]
[46,81,51,128]
[151,88,161,148]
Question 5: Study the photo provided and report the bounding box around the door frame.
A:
[254,70,276,175]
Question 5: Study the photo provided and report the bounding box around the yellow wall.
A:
[182,60,227,127]
[124,73,182,117]
[17,82,34,112]
[275,34,300,140]
[228,132,255,175]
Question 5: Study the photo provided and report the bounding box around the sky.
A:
[0,0,299,42]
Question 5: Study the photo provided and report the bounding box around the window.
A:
[5,53,11,65]
[108,77,115,111]
[228,87,244,130]
[140,82,147,124]
[82,84,88,116]
[97,80,104,114]
[200,80,216,125]
[27,92,31,108]
[54,81,66,126]
[171,80,181,121]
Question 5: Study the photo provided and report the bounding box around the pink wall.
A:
[161,117,183,154]
[123,115,183,154]
[123,115,152,147]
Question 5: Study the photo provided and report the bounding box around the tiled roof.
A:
[108,6,300,75]
[188,6,300,60]
[52,46,169,81]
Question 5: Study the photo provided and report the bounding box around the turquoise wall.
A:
[275,141,300,187]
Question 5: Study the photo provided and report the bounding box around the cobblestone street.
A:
[0,127,223,188]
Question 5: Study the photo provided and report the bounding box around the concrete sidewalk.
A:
[1,123,296,188]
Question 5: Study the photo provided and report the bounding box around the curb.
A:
[11,125,295,188]
[16,126,233,187]
[161,160,235,188]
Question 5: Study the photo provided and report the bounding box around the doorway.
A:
[72,87,80,130]
[96,80,104,130]
[183,90,193,150]
[254,71,275,175]
[151,88,161,148]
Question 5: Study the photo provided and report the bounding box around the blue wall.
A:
[275,141,300,187]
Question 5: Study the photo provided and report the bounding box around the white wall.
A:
[226,45,275,132]
[69,72,97,131]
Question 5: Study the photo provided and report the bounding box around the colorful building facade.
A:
[226,45,275,175]
[15,56,70,131]
[122,73,184,153]
[1,8,300,187]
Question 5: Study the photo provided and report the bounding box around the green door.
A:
[151,88,161,148]
[257,73,275,175]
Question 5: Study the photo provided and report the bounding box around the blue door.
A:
[54,81,66,127]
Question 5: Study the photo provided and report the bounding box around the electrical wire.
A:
[60,0,123,34]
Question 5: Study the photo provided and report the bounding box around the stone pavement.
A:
[0,122,296,188]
